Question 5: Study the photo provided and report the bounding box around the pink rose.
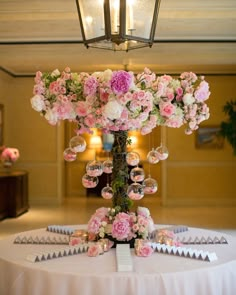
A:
[136,244,154,257]
[159,102,176,118]
[87,244,103,257]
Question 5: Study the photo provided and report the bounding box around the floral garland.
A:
[31,67,210,135]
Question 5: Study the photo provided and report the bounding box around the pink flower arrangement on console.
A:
[87,206,155,242]
[31,67,210,135]
[0,147,20,164]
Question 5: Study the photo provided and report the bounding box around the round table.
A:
[0,225,236,295]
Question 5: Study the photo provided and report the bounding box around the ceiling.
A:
[0,0,236,77]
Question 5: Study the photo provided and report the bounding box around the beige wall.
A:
[0,72,235,206]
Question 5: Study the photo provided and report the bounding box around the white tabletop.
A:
[0,225,236,295]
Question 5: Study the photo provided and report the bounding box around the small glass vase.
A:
[2,161,13,168]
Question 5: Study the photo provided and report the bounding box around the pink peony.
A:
[112,218,130,241]
[110,70,133,94]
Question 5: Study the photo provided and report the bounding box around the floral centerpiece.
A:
[30,67,210,249]
[0,146,20,168]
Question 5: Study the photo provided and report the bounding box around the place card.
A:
[151,242,218,262]
[46,225,75,235]
[26,244,89,263]
[116,244,133,272]
[14,235,70,245]
[176,236,228,245]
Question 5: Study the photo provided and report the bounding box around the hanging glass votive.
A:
[147,148,160,164]
[156,145,169,160]
[143,177,158,194]
[126,151,140,166]
[127,183,144,200]
[101,184,113,199]
[103,159,113,174]
[63,148,77,162]
[69,135,87,153]
[130,167,145,182]
[82,174,98,188]
[86,160,104,177]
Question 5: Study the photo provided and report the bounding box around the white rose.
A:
[104,100,123,120]
[30,95,46,112]
[182,93,195,105]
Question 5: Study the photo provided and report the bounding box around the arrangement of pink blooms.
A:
[87,206,155,242]
[31,67,210,136]
[0,147,20,163]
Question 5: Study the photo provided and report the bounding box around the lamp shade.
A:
[75,0,161,51]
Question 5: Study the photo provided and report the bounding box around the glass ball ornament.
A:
[103,159,113,174]
[86,160,103,177]
[147,148,160,164]
[82,174,98,188]
[156,145,169,160]
[130,167,145,182]
[127,183,144,200]
[143,177,158,194]
[101,184,113,199]
[69,135,87,153]
[63,148,77,162]
[126,151,140,166]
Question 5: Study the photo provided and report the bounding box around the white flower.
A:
[44,109,58,125]
[51,69,60,77]
[137,207,150,218]
[103,100,124,120]
[182,93,195,105]
[30,95,46,112]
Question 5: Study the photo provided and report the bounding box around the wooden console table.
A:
[0,170,29,220]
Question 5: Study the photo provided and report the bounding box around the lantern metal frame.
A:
[75,0,161,51]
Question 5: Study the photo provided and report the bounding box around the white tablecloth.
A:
[0,225,236,295]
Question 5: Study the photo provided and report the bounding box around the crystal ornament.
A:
[103,159,113,174]
[156,145,169,160]
[69,135,87,153]
[63,148,77,162]
[126,151,140,166]
[82,174,98,188]
[130,167,145,182]
[86,160,103,177]
[101,184,113,199]
[127,183,144,200]
[143,177,158,194]
[147,148,160,164]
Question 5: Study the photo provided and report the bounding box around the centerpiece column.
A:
[111,131,131,212]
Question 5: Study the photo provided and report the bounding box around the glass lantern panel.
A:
[125,0,157,39]
[78,0,105,40]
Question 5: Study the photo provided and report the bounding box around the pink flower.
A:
[112,218,130,241]
[110,70,133,94]
[87,216,101,234]
[194,81,210,102]
[84,76,98,96]
[159,102,176,118]
[1,148,20,162]
[76,101,88,117]
[87,244,103,257]
[136,244,153,257]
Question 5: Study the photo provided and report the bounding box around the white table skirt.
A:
[0,225,236,295]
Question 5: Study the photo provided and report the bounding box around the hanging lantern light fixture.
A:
[75,0,161,52]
